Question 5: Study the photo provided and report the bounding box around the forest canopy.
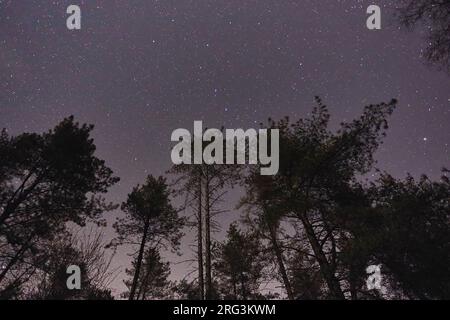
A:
[1,99,447,300]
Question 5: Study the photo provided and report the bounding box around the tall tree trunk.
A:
[197,171,205,300]
[240,273,248,300]
[136,267,150,300]
[204,168,212,299]
[138,268,154,300]
[129,217,150,300]
[349,278,358,300]
[299,212,345,299]
[136,275,145,300]
[267,222,294,300]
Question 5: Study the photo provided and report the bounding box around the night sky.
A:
[1,0,449,295]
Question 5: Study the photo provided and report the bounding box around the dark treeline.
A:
[0,98,448,300]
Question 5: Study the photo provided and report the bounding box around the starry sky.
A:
[1,0,449,296]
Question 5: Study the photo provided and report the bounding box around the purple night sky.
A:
[1,0,449,295]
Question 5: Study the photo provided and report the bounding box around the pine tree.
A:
[243,98,397,299]
[0,117,119,295]
[214,224,266,300]
[109,175,184,300]
[123,248,171,300]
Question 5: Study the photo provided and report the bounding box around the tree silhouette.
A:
[240,174,295,300]
[172,279,202,300]
[122,247,171,300]
[0,117,119,295]
[1,102,448,300]
[243,97,397,299]
[109,175,184,300]
[214,224,266,300]
[169,164,206,299]
[397,0,450,72]
[29,229,116,300]
[289,250,324,300]
[349,172,450,299]
[169,136,240,300]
